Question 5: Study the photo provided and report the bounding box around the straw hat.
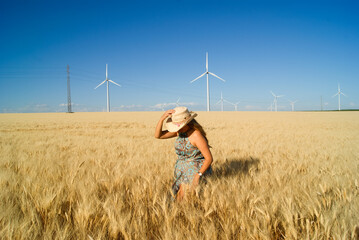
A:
[164,106,198,132]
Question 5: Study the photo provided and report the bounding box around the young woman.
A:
[154,106,213,201]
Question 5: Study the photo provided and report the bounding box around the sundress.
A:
[172,132,212,195]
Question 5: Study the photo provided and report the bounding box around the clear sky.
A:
[0,0,358,112]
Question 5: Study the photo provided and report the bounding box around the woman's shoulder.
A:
[188,129,203,139]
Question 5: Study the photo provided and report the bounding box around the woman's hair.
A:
[187,119,209,143]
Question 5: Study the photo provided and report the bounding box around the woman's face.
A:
[178,125,189,133]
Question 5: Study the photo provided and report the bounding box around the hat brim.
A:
[164,113,197,133]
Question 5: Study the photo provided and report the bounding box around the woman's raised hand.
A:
[155,109,177,139]
[161,109,175,120]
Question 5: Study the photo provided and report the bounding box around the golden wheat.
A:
[1,112,358,239]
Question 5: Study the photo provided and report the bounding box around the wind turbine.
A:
[324,102,329,110]
[332,84,346,111]
[271,91,284,112]
[268,102,273,111]
[153,102,167,111]
[165,97,181,108]
[190,52,225,111]
[216,92,225,111]
[161,103,166,111]
[94,64,121,112]
[216,92,232,111]
[175,97,181,107]
[225,99,240,111]
[288,100,298,112]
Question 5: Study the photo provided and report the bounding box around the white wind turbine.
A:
[332,84,346,111]
[216,92,224,111]
[271,91,284,112]
[268,102,273,111]
[161,103,166,111]
[324,102,329,110]
[165,97,181,108]
[225,99,240,111]
[191,52,225,111]
[288,100,298,112]
[175,97,181,107]
[94,64,121,112]
[216,92,233,111]
[216,92,230,111]
[233,101,240,111]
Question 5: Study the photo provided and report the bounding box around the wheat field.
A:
[1,111,358,239]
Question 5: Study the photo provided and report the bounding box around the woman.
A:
[154,106,213,201]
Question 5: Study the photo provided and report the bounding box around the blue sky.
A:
[0,0,358,112]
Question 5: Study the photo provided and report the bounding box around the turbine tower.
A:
[94,64,121,112]
[190,52,225,111]
[288,100,298,112]
[271,91,284,112]
[332,84,346,111]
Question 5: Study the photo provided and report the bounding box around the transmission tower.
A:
[67,65,73,113]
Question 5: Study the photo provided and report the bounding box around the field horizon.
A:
[1,111,358,239]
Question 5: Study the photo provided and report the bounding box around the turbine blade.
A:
[94,80,106,89]
[332,93,339,98]
[270,91,276,97]
[176,97,181,103]
[106,64,108,79]
[108,80,121,87]
[206,52,208,72]
[190,72,206,83]
[208,72,225,82]
[277,95,284,98]
[216,100,222,104]
[341,92,347,97]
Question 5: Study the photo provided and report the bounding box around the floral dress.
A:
[172,132,212,195]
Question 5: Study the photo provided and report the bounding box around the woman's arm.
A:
[190,130,213,186]
[154,110,177,139]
